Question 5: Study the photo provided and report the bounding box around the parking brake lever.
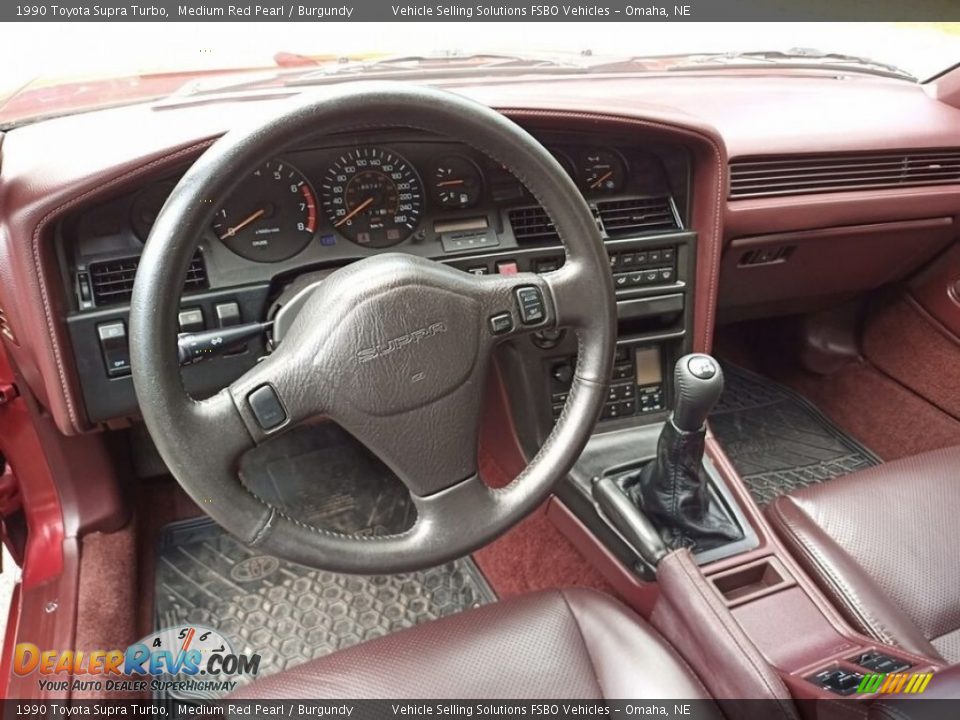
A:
[592,475,668,567]
[177,321,272,366]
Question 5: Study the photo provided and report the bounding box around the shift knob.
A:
[671,354,724,432]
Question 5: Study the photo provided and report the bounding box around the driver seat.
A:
[227,588,711,699]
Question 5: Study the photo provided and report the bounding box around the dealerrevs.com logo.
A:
[14,625,259,697]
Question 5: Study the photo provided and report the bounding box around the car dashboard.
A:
[56,127,695,440]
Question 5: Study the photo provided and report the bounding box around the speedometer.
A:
[321,147,423,248]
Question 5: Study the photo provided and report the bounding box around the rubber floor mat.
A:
[710,364,881,505]
[153,424,495,701]
[155,517,495,700]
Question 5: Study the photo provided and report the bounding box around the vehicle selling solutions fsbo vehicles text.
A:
[390,5,686,17]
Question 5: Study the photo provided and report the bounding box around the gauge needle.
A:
[436,179,465,187]
[335,196,374,227]
[590,171,613,189]
[218,208,265,239]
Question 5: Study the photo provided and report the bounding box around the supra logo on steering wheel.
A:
[356,321,447,364]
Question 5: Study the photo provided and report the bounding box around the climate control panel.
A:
[549,344,666,423]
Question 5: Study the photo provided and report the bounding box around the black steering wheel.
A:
[129,83,616,573]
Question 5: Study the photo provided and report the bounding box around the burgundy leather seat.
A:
[767,447,960,664]
[227,588,712,700]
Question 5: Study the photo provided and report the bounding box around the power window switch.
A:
[215,302,242,328]
[178,307,205,333]
[97,322,131,378]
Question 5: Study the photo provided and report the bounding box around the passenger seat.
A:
[766,447,960,664]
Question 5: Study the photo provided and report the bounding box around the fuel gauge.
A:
[432,156,483,209]
[579,148,627,194]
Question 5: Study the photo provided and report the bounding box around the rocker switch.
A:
[97,322,131,378]
[515,286,545,325]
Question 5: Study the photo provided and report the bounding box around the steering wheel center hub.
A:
[296,256,483,416]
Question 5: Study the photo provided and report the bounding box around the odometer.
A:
[321,147,423,248]
[212,159,317,263]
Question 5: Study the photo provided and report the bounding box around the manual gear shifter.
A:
[625,354,742,551]
[672,354,725,432]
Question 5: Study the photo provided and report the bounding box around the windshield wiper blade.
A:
[668,48,916,81]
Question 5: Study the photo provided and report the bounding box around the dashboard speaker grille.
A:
[730,149,960,199]
[596,196,680,237]
[88,251,208,306]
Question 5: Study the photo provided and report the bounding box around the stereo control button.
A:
[515,286,545,325]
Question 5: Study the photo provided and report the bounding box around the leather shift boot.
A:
[625,421,742,551]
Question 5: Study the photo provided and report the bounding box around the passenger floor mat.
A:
[153,424,495,702]
[710,364,881,505]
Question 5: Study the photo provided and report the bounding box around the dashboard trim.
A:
[0,103,718,435]
[25,137,217,433]
[499,109,726,355]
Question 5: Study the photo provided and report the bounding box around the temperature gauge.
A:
[432,156,483,209]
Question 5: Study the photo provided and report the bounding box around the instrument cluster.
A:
[167,141,636,263]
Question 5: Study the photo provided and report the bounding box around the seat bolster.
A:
[767,495,942,662]
[226,588,712,701]
[562,587,711,700]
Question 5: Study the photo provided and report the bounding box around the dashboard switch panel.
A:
[177,307,205,333]
[215,302,242,328]
[97,321,131,378]
[550,344,665,423]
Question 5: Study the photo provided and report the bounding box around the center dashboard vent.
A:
[509,196,679,244]
[88,252,208,306]
[729,149,960,199]
[595,197,680,237]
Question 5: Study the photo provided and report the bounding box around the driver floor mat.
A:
[709,364,881,505]
[154,516,496,702]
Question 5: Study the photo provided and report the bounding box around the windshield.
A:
[2,22,959,126]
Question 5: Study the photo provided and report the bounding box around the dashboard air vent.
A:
[508,206,561,244]
[596,197,680,237]
[88,252,208,306]
[730,150,960,199]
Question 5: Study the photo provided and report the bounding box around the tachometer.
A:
[212,159,317,263]
[321,147,423,248]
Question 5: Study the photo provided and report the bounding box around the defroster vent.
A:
[88,252,208,306]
